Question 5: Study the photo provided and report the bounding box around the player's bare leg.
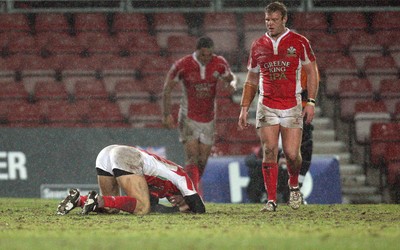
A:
[97,175,121,214]
[281,126,303,209]
[258,125,280,212]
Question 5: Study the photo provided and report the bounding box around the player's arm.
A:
[302,61,319,124]
[161,70,179,129]
[221,72,236,91]
[238,71,259,130]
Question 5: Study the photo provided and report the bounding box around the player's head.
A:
[264,1,288,38]
[196,36,214,65]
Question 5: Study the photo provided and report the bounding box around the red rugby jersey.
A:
[169,53,232,122]
[248,29,316,110]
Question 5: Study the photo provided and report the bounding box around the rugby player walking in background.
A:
[162,36,236,195]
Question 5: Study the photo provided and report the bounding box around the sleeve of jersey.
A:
[247,45,260,73]
[301,39,316,64]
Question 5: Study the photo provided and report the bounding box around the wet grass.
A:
[0,198,399,250]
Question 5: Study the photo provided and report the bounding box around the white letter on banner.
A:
[0,152,7,180]
[228,162,249,203]
[8,152,28,180]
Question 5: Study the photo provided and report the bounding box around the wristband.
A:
[307,98,316,106]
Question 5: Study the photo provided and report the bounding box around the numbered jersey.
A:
[170,52,232,123]
[248,29,316,110]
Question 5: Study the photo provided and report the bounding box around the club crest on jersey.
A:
[287,46,297,57]
[212,71,220,79]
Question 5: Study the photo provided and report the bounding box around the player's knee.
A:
[285,152,301,165]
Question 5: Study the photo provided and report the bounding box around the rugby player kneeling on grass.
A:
[56,144,205,215]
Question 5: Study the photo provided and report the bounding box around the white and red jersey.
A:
[170,52,232,123]
[96,145,197,199]
[248,29,316,110]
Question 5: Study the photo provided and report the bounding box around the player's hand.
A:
[238,107,250,130]
[168,195,191,212]
[302,105,315,125]
[167,195,185,206]
[162,114,175,129]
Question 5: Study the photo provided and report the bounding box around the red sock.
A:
[103,196,137,214]
[79,196,87,207]
[287,164,300,188]
[262,162,278,202]
[185,164,201,193]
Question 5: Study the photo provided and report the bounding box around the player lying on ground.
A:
[56,144,205,215]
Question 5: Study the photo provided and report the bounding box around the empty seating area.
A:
[0,10,399,158]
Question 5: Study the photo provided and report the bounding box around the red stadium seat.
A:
[292,12,328,32]
[73,79,109,100]
[305,32,344,53]
[35,13,70,33]
[243,12,266,31]
[128,102,162,128]
[43,33,83,55]
[33,80,69,100]
[76,32,118,54]
[378,79,400,99]
[113,79,151,101]
[153,13,188,31]
[339,78,374,122]
[331,12,368,32]
[378,79,400,115]
[0,81,30,99]
[112,13,149,32]
[364,55,398,90]
[85,99,125,124]
[6,100,43,125]
[41,99,86,126]
[203,12,237,31]
[139,55,170,75]
[319,52,358,75]
[384,144,400,186]
[61,54,110,73]
[393,102,400,121]
[140,74,166,94]
[115,32,160,55]
[386,162,400,186]
[7,33,38,55]
[385,143,400,164]
[353,100,391,144]
[166,35,197,54]
[153,13,189,48]
[203,13,239,54]
[372,12,400,31]
[370,122,400,167]
[348,31,384,69]
[0,13,30,33]
[74,13,109,33]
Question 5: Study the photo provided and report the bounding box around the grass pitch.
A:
[0,198,399,250]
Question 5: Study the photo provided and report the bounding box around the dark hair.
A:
[196,36,214,50]
[265,1,287,18]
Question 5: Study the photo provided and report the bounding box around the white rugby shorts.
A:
[256,98,303,129]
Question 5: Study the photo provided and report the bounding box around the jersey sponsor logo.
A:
[263,60,290,81]
[194,83,212,98]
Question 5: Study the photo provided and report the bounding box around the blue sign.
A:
[201,156,342,204]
